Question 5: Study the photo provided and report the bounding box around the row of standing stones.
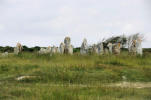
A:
[1,35,143,57]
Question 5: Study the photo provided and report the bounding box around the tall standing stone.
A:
[64,37,73,54]
[136,38,143,56]
[80,38,88,54]
[14,43,22,55]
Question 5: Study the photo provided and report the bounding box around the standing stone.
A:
[68,45,73,54]
[46,46,51,53]
[136,38,143,56]
[127,35,133,53]
[92,44,98,54]
[107,43,113,54]
[51,46,58,54]
[56,47,60,53]
[113,43,121,55]
[64,37,73,54]
[128,34,143,56]
[14,47,19,55]
[2,52,8,57]
[97,42,104,55]
[39,46,51,54]
[14,43,22,55]
[88,46,93,54]
[38,48,45,54]
[131,40,137,55]
[59,42,65,54]
[17,43,22,52]
[80,38,88,54]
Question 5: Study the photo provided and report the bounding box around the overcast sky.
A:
[0,0,151,47]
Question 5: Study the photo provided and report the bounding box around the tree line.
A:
[0,46,81,53]
[0,46,40,53]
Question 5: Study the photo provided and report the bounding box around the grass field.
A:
[0,52,151,100]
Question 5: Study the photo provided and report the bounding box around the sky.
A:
[0,0,151,47]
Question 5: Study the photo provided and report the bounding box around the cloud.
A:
[0,24,4,31]
[0,0,150,47]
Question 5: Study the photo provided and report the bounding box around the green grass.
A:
[0,52,151,100]
[1,83,151,100]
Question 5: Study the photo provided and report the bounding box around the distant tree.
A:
[103,35,127,48]
[22,45,40,52]
[73,47,80,53]
[33,46,40,51]
[22,45,29,52]
[0,46,14,53]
